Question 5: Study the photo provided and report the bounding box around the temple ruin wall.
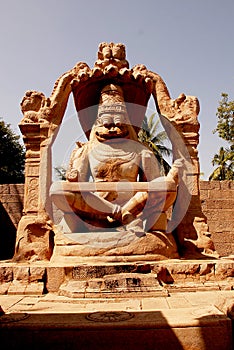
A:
[200,180,234,257]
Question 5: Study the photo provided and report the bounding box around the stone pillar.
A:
[14,123,54,261]
[152,88,216,256]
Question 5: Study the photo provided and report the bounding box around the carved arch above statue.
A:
[14,42,216,262]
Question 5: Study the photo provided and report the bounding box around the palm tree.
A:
[209,146,234,180]
[138,113,172,175]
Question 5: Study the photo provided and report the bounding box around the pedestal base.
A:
[51,226,179,262]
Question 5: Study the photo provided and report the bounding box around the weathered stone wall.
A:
[200,180,234,257]
[0,184,24,227]
[0,184,24,259]
[0,182,233,258]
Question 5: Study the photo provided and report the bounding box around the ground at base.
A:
[0,290,233,350]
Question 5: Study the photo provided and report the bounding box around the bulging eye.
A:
[101,115,112,127]
[114,115,123,126]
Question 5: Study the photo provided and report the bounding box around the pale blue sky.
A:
[0,0,233,179]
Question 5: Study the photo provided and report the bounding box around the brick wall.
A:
[0,182,233,258]
[0,184,24,259]
[0,184,24,227]
[200,180,234,257]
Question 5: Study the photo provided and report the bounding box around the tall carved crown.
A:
[71,42,154,136]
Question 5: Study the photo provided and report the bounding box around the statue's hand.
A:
[66,169,79,182]
[166,158,184,183]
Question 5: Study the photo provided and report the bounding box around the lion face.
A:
[94,113,129,142]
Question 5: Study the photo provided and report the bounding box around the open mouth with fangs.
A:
[95,128,129,141]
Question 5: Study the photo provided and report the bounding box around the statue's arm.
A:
[139,150,161,182]
[66,143,90,182]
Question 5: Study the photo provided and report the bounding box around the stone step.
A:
[1,259,234,297]
[58,273,167,298]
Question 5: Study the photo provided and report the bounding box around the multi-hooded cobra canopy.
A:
[71,42,154,138]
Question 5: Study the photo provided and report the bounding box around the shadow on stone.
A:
[0,309,232,350]
[0,202,16,260]
[0,311,184,350]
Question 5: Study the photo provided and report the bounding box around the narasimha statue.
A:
[50,83,182,259]
[15,42,215,262]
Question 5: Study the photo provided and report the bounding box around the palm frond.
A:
[209,146,234,180]
[138,113,172,175]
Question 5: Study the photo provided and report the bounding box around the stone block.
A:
[9,184,24,195]
[88,278,104,291]
[204,209,233,222]
[29,267,46,282]
[215,263,234,279]
[209,189,234,199]
[165,281,216,293]
[205,199,234,209]
[209,221,234,232]
[199,189,208,201]
[213,243,233,257]
[71,264,145,280]
[200,181,221,190]
[199,181,209,190]
[7,281,27,295]
[218,282,234,290]
[24,282,44,295]
[0,282,11,295]
[215,293,234,317]
[141,297,169,310]
[220,180,234,190]
[93,273,165,295]
[46,267,65,292]
[0,184,10,194]
[211,231,234,243]
[72,265,106,280]
[13,266,30,281]
[5,202,23,212]
[166,295,192,308]
[1,194,23,203]
[201,282,221,290]
[168,263,200,276]
[199,263,215,279]
[0,266,13,283]
[59,280,86,298]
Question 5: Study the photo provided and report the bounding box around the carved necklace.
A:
[89,139,141,163]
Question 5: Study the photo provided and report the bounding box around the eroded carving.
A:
[20,69,75,127]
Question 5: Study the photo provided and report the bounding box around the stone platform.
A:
[1,258,234,297]
[0,259,234,349]
[0,290,233,350]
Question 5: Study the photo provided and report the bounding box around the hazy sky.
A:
[0,0,233,179]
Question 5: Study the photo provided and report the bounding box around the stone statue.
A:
[14,42,216,262]
[51,84,182,238]
[20,69,76,127]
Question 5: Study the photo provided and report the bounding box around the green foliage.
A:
[138,113,172,175]
[213,93,234,143]
[209,93,234,180]
[0,119,25,183]
[54,165,67,180]
[209,147,234,180]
